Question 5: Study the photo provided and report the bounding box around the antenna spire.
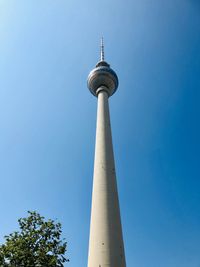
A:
[100,37,104,61]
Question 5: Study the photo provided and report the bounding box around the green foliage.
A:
[0,211,68,267]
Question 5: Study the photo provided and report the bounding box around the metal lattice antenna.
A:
[100,37,104,61]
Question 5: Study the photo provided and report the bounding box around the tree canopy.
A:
[0,211,68,267]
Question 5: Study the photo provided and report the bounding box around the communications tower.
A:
[87,39,126,267]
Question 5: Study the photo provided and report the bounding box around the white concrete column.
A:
[88,88,126,267]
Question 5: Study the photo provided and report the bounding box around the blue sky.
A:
[0,0,200,266]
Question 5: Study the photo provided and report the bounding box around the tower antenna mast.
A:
[100,37,104,61]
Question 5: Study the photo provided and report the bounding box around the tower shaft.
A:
[88,88,126,267]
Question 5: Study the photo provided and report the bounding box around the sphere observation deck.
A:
[87,38,118,97]
[87,60,118,97]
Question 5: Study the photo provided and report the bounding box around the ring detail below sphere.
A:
[87,65,118,97]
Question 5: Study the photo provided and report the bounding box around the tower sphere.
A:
[87,60,119,97]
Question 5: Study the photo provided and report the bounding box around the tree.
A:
[0,211,68,267]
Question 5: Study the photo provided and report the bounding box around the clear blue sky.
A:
[0,1,200,266]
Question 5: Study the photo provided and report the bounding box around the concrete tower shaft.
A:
[87,88,126,267]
